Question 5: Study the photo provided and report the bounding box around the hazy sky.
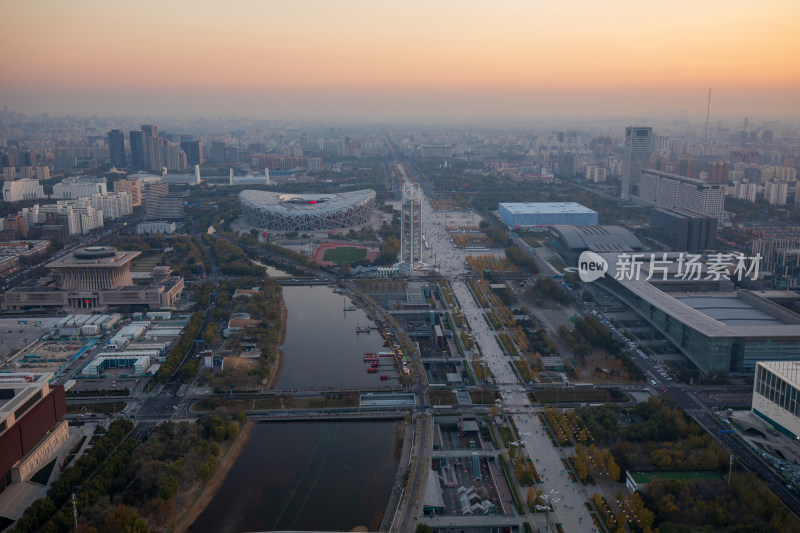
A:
[2,0,798,120]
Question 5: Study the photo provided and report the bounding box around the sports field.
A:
[322,246,367,264]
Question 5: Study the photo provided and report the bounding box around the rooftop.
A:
[0,373,53,422]
[47,247,140,269]
[600,253,800,339]
[551,225,643,252]
[758,361,800,387]
[499,202,596,215]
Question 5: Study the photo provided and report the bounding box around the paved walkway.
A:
[420,189,596,532]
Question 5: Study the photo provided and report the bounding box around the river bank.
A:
[265,300,288,389]
[175,420,255,533]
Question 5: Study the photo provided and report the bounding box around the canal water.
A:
[277,284,395,389]
[189,421,399,533]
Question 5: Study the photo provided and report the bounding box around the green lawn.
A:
[322,246,367,264]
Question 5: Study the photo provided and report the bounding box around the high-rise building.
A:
[141,124,158,139]
[751,238,800,290]
[113,178,142,207]
[734,181,758,202]
[765,181,788,206]
[20,151,37,168]
[585,166,606,183]
[621,126,653,200]
[211,141,227,164]
[650,208,718,251]
[130,130,145,169]
[674,157,693,178]
[3,214,28,239]
[143,182,169,220]
[147,136,165,172]
[557,153,576,178]
[397,183,423,272]
[180,139,203,166]
[108,129,126,168]
[636,170,725,221]
[707,161,729,184]
[164,142,187,171]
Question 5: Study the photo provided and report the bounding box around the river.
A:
[277,284,396,389]
[189,421,399,533]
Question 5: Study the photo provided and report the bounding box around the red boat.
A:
[380,375,389,380]
[371,362,379,368]
[367,367,378,373]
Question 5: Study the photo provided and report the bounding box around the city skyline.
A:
[1,0,798,120]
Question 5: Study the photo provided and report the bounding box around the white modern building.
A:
[752,361,800,439]
[636,170,725,221]
[2,179,46,202]
[51,176,107,199]
[137,221,177,234]
[765,181,789,206]
[733,181,758,202]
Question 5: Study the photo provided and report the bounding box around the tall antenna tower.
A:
[704,88,712,144]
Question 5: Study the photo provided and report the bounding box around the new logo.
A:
[577,251,608,282]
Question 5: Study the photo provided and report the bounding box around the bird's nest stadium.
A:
[238,189,376,231]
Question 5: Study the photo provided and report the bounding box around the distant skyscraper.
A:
[147,136,165,172]
[621,126,653,200]
[130,130,145,169]
[707,161,729,184]
[180,139,203,166]
[211,141,227,164]
[674,157,693,178]
[141,124,158,139]
[108,129,126,168]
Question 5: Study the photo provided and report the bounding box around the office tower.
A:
[180,139,203,166]
[707,161,729,184]
[621,126,653,200]
[144,182,169,220]
[35,166,49,180]
[141,124,158,139]
[557,153,576,178]
[108,129,126,168]
[397,183,423,272]
[211,141,226,164]
[164,142,187,171]
[762,130,774,143]
[113,178,142,207]
[147,136,165,171]
[650,208,717,251]
[130,130,145,169]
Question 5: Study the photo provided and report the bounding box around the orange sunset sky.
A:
[1,0,798,119]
